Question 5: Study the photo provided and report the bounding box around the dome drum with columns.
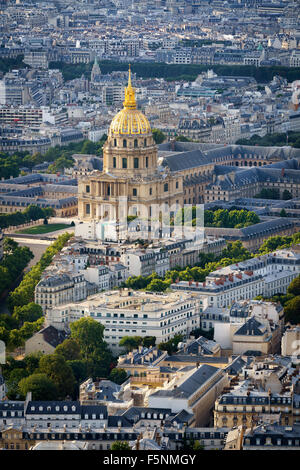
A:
[78,68,184,227]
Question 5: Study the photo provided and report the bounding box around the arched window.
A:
[114,138,117,147]
[123,139,127,148]
[122,158,127,169]
[164,183,168,192]
[113,157,116,168]
[144,138,147,147]
[134,157,139,169]
[134,139,138,148]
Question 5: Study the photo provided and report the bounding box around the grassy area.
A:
[17,224,72,235]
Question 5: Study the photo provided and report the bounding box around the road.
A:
[11,237,52,268]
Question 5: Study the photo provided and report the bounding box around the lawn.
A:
[17,224,72,235]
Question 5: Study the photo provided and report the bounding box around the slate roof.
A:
[225,356,247,375]
[121,407,173,423]
[107,415,132,428]
[80,405,108,419]
[26,401,81,414]
[36,325,68,348]
[37,273,73,287]
[234,317,267,337]
[150,364,220,400]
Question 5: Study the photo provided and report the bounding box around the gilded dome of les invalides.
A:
[108,67,151,136]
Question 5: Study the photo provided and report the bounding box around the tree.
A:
[18,373,58,400]
[158,334,183,355]
[111,441,131,450]
[3,238,18,255]
[109,368,128,385]
[146,278,170,292]
[221,241,251,261]
[119,336,143,352]
[39,354,76,399]
[66,359,88,383]
[12,303,43,327]
[70,318,105,359]
[5,368,28,399]
[193,441,205,451]
[142,336,156,348]
[280,209,287,217]
[175,135,191,142]
[282,190,292,200]
[55,338,81,361]
[284,296,300,325]
[287,275,300,297]
[152,128,165,144]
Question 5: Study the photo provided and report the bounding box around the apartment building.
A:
[171,246,300,309]
[148,364,229,426]
[45,289,201,352]
[0,107,43,128]
[35,273,88,313]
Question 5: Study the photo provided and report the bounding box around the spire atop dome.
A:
[123,65,136,110]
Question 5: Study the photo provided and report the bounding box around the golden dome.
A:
[109,66,151,136]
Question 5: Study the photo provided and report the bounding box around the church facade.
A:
[78,68,183,231]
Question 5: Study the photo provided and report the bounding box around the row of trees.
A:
[0,233,73,352]
[0,238,33,297]
[258,232,300,254]
[49,60,300,84]
[0,137,107,181]
[172,207,260,228]
[8,232,73,312]
[236,131,300,149]
[0,205,54,230]
[124,240,252,293]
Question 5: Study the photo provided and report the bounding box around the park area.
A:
[17,223,72,235]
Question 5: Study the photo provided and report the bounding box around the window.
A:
[114,138,117,146]
[85,204,90,215]
[144,138,147,147]
[134,139,138,148]
[146,156,148,168]
[123,139,127,148]
[176,181,179,189]
[133,188,137,196]
[122,158,127,169]
[164,183,168,192]
[86,185,90,193]
[134,157,139,169]
[149,188,152,195]
[113,157,116,168]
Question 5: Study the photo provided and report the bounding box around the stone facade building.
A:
[78,68,183,232]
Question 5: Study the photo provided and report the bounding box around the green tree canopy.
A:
[111,441,131,450]
[109,368,128,385]
[70,318,106,359]
[55,338,81,361]
[38,354,76,399]
[18,373,58,400]
[287,275,300,297]
[119,336,143,352]
[284,296,300,325]
[152,128,165,144]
